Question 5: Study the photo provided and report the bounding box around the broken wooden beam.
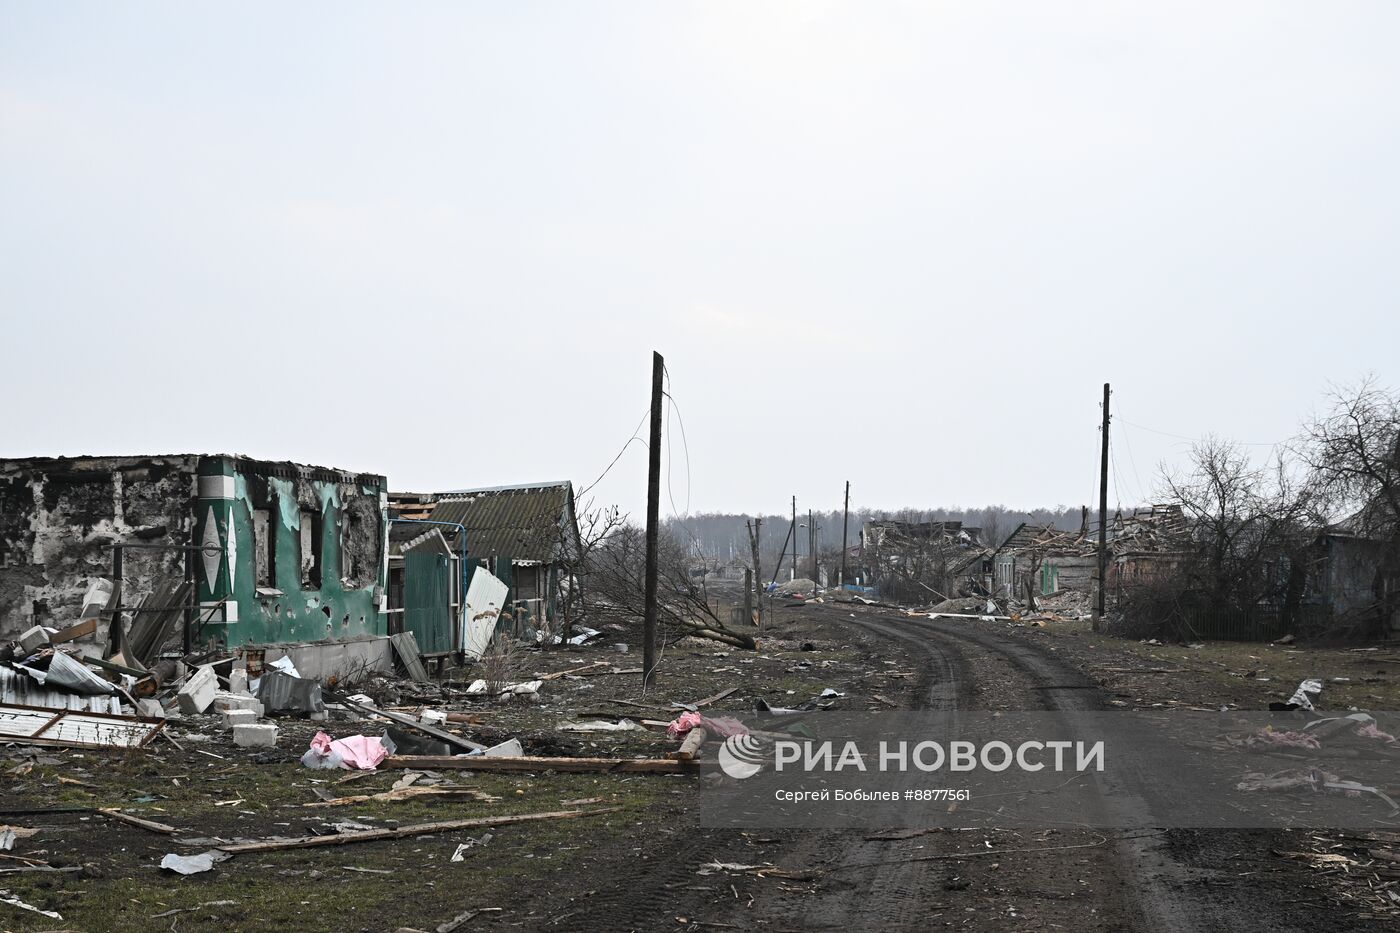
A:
[383,755,699,774]
[669,727,708,761]
[217,807,620,855]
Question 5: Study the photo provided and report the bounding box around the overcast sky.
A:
[3,2,1397,520]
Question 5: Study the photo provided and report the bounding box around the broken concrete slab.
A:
[136,699,166,719]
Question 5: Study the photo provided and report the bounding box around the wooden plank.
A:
[217,808,619,855]
[48,618,97,645]
[391,632,431,683]
[383,755,699,774]
[690,686,739,709]
[303,786,496,807]
[98,808,177,835]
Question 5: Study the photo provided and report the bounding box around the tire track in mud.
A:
[511,607,1364,931]
[885,613,1370,933]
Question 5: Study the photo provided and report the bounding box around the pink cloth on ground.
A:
[666,712,749,739]
[307,730,389,770]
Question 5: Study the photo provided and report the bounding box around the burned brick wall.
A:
[0,456,200,640]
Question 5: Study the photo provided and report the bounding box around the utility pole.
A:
[643,351,664,686]
[791,496,798,581]
[1094,382,1110,632]
[746,518,763,625]
[808,509,816,582]
[840,480,850,587]
[744,568,753,629]
[770,518,794,586]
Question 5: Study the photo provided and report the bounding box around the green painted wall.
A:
[195,457,387,647]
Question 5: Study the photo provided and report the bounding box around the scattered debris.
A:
[0,890,62,919]
[305,786,497,808]
[556,718,641,733]
[450,834,492,861]
[214,808,619,856]
[160,850,230,875]
[384,755,698,774]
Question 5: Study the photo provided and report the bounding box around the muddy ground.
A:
[2,599,1399,932]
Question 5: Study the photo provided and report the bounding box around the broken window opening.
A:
[300,509,323,588]
[251,508,271,587]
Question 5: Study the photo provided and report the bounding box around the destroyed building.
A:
[857,520,990,602]
[992,523,1097,602]
[0,455,388,648]
[1106,504,1192,596]
[390,481,580,626]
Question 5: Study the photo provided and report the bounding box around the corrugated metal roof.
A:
[428,482,575,562]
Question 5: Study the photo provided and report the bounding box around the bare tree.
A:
[589,523,756,650]
[555,499,628,644]
[1124,437,1313,638]
[1301,377,1400,633]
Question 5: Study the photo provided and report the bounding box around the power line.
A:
[576,404,651,500]
[1115,416,1284,448]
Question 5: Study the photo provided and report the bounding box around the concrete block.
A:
[221,709,258,728]
[420,709,448,727]
[17,625,50,655]
[233,723,278,748]
[177,665,218,714]
[228,668,250,696]
[136,698,167,719]
[213,693,263,716]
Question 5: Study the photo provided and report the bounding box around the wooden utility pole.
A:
[770,518,794,586]
[745,518,763,625]
[1094,382,1110,632]
[808,509,816,582]
[791,496,798,581]
[643,351,664,686]
[744,568,753,628]
[840,480,850,587]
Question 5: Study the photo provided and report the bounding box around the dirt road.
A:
[553,601,1389,932]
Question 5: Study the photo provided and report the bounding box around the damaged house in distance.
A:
[855,519,991,604]
[0,455,390,674]
[390,481,581,631]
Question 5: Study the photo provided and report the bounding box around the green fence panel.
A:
[404,551,453,655]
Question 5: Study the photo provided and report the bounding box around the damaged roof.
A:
[1112,504,1190,553]
[995,523,1092,556]
[423,482,578,562]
